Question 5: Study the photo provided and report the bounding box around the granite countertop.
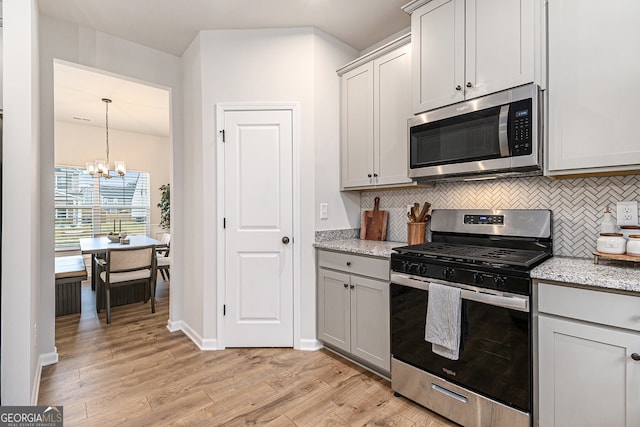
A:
[532,256,640,294]
[314,239,406,258]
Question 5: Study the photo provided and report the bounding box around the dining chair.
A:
[156,233,171,280]
[98,245,157,324]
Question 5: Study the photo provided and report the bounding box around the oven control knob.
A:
[419,264,428,275]
[401,261,410,272]
[443,267,455,280]
[473,273,485,285]
[495,276,506,289]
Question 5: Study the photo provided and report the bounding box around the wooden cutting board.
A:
[360,196,388,241]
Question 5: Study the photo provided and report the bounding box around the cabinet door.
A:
[341,63,374,189]
[373,43,413,187]
[411,0,465,113]
[539,315,640,427]
[465,0,535,99]
[317,268,351,352]
[350,275,390,371]
[547,0,640,173]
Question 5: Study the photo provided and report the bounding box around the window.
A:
[54,167,150,248]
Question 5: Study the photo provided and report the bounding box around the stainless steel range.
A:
[390,209,552,427]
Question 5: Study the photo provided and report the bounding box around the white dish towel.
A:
[424,282,462,360]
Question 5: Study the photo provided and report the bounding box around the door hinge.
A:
[219,129,225,142]
[223,218,226,229]
[223,304,226,316]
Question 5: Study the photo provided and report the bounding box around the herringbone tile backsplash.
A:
[361,175,640,259]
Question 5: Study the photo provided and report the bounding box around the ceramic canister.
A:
[626,235,640,256]
[596,233,626,254]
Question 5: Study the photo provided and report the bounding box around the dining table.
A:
[79,234,164,311]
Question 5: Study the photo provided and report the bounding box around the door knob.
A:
[466,82,473,88]
[282,236,290,244]
[632,353,640,361]
[455,85,462,91]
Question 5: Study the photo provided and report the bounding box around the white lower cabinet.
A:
[317,250,390,374]
[537,282,640,427]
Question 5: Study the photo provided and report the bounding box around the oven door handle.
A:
[460,289,528,312]
[391,274,529,312]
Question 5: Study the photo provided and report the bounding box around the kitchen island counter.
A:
[532,256,640,294]
[313,239,405,258]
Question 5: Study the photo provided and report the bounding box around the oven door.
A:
[390,273,531,412]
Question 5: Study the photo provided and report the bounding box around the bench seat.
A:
[55,256,87,316]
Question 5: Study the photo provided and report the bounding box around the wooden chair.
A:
[98,245,157,324]
[156,233,171,281]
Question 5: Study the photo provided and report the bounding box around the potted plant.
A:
[158,183,170,230]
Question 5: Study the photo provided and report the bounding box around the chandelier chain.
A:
[105,98,110,165]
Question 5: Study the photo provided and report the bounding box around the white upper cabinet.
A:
[341,63,375,188]
[546,0,640,175]
[404,0,542,114]
[339,36,414,190]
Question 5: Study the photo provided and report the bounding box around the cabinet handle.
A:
[632,353,640,361]
[350,284,355,289]
[373,173,378,177]
[455,85,462,91]
[346,261,351,266]
[466,82,473,88]
[344,283,349,288]
[367,173,372,178]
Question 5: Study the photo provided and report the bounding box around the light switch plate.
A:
[616,201,638,226]
[319,203,328,219]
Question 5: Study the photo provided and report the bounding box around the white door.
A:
[223,108,294,347]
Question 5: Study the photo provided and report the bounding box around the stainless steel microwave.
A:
[408,84,542,181]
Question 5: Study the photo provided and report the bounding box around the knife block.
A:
[407,222,426,245]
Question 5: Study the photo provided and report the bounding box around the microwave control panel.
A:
[510,98,532,156]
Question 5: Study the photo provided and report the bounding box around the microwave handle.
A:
[498,104,510,157]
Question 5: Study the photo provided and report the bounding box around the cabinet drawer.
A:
[538,282,640,332]
[318,250,389,281]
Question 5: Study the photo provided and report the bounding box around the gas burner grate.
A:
[396,242,549,267]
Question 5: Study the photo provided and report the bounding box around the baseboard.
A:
[166,319,182,332]
[33,348,59,404]
[297,339,323,351]
[179,320,219,350]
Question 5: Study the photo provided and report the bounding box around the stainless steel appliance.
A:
[390,209,552,427]
[408,84,542,182]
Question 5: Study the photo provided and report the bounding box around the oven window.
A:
[410,106,502,168]
[390,283,531,412]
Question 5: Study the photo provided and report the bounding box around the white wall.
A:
[0,29,4,110]
[37,12,183,358]
[313,31,360,230]
[54,121,171,229]
[177,33,204,337]
[0,11,183,402]
[1,0,41,405]
[180,27,359,347]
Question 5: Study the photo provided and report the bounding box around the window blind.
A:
[54,167,151,248]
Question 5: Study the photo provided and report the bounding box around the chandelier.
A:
[85,98,126,178]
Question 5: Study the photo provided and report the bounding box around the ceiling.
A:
[54,62,171,137]
[43,0,411,137]
[38,0,410,56]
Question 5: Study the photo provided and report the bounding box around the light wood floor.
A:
[39,279,457,426]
